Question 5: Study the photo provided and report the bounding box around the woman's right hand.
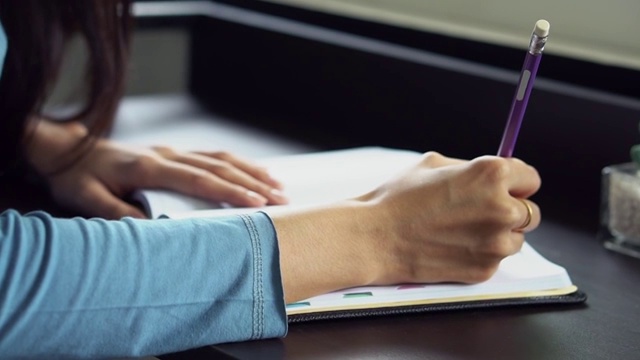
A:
[272,151,541,303]
[358,151,541,286]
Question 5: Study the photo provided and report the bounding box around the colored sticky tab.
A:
[343,292,373,298]
[286,302,311,309]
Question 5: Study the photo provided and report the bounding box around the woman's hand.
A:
[359,151,541,285]
[272,151,541,303]
[26,120,288,219]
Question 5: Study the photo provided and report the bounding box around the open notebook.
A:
[131,147,585,322]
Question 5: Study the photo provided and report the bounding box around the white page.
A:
[135,146,423,219]
[286,243,574,313]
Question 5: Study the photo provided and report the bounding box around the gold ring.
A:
[515,198,533,232]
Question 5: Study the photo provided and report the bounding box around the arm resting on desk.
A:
[0,210,287,359]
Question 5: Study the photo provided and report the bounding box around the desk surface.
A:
[3,95,640,360]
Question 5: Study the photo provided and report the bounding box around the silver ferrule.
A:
[528,33,548,55]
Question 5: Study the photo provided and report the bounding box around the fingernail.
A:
[247,190,268,204]
[266,174,284,189]
[270,188,288,199]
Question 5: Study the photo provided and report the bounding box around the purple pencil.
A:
[497,19,550,157]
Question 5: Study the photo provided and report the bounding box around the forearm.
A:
[271,200,388,303]
[0,210,286,359]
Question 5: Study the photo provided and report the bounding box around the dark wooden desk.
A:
[154,218,640,360]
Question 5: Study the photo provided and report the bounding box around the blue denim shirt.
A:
[0,18,286,359]
[0,210,287,360]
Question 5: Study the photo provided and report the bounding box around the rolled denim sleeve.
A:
[0,210,287,360]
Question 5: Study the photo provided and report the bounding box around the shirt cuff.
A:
[241,211,288,339]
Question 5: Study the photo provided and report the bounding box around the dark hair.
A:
[0,0,133,174]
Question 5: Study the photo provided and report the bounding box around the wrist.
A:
[270,199,387,303]
[354,190,416,286]
[26,120,90,175]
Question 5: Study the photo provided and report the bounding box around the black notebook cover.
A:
[288,290,587,323]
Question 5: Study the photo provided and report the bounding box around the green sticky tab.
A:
[286,302,311,309]
[343,292,373,298]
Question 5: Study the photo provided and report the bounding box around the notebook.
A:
[131,147,586,322]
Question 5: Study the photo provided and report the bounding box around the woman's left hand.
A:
[27,120,288,219]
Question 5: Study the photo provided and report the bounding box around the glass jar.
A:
[600,163,640,258]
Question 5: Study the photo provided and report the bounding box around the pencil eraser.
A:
[533,19,550,37]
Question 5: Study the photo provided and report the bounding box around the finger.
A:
[153,147,287,204]
[140,159,279,207]
[513,198,541,233]
[192,150,284,190]
[66,180,147,219]
[156,151,288,205]
[469,156,541,198]
[503,157,541,198]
